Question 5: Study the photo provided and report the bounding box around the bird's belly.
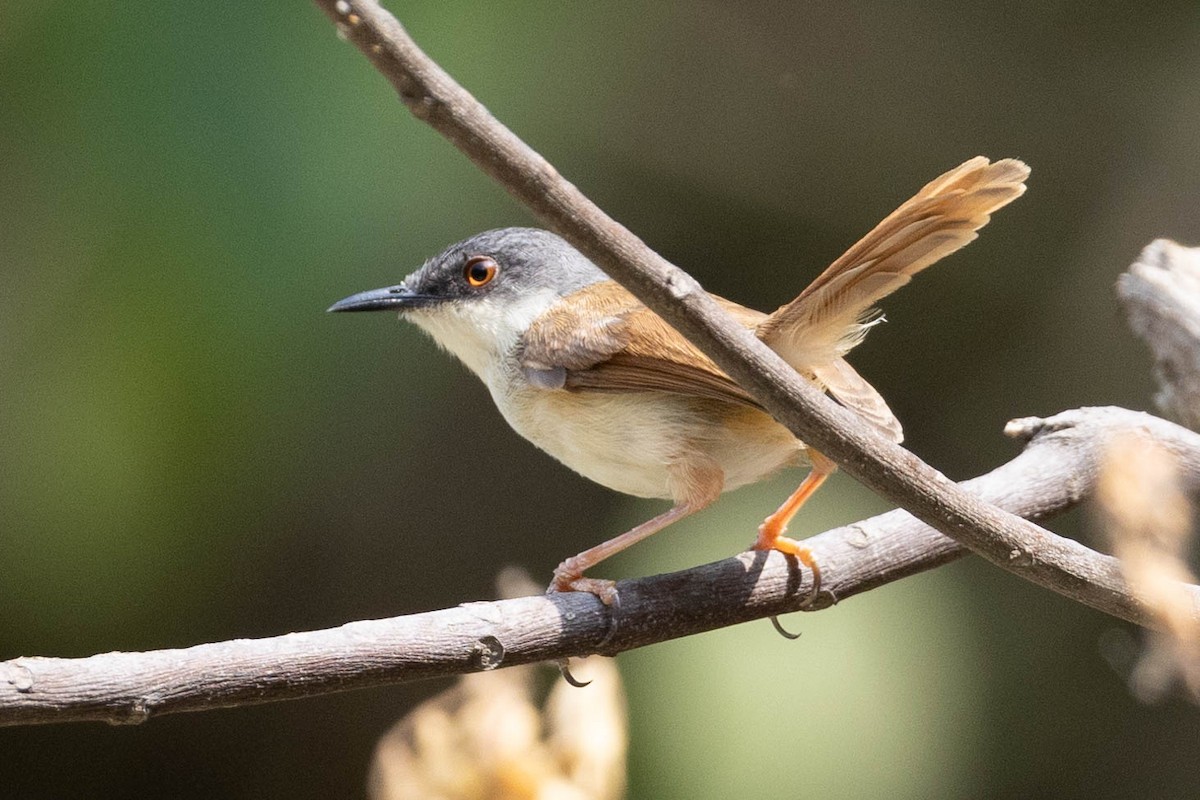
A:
[491,380,803,500]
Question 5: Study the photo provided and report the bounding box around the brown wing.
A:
[758,156,1029,368]
[519,281,768,408]
[522,281,906,440]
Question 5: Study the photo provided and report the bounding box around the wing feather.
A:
[519,282,765,409]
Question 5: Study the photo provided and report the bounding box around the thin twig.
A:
[313,0,1180,626]
[4,407,1200,726]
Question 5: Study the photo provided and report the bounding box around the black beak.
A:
[326,284,436,313]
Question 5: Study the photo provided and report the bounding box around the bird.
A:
[329,156,1029,605]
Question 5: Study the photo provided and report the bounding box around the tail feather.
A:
[758,156,1029,369]
[811,358,905,442]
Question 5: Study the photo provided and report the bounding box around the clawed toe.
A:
[752,533,822,639]
[548,570,622,650]
[550,576,620,607]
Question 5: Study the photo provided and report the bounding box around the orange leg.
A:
[753,451,836,603]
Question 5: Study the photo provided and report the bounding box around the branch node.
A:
[110,699,151,726]
[665,270,702,300]
[1009,548,1036,567]
[2,661,35,693]
[472,636,506,671]
[1005,415,1048,441]
[847,524,871,549]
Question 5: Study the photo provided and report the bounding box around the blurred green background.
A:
[3,1,1200,797]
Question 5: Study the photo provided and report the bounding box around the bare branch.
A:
[1118,239,1200,430]
[312,1,1185,625]
[4,407,1200,727]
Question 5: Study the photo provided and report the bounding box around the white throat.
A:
[405,287,562,383]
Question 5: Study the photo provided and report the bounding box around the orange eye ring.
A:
[464,255,499,288]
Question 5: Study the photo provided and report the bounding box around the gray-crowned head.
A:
[328,228,606,380]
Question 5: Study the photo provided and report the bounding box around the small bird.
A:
[330,156,1029,604]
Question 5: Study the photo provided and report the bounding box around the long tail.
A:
[755,156,1028,442]
[758,156,1029,369]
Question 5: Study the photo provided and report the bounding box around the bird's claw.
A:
[752,535,822,639]
[769,615,803,639]
[547,571,623,652]
[556,658,592,688]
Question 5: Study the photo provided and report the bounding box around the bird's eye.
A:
[464,256,499,288]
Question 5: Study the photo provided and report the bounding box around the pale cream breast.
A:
[405,293,805,502]
[489,360,804,501]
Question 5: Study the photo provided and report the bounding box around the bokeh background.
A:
[4,1,1200,797]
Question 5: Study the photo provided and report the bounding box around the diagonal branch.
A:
[5,407,1199,727]
[313,1,1188,626]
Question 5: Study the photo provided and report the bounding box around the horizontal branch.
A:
[311,1,1186,627]
[5,407,1200,726]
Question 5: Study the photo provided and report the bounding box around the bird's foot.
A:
[549,574,620,607]
[549,557,620,606]
[753,526,823,638]
[548,563,622,654]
